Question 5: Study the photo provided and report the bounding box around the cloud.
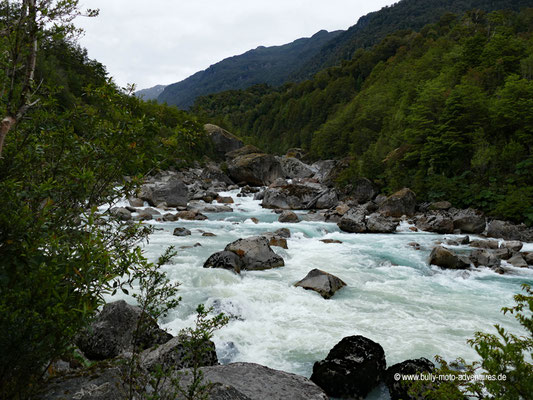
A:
[76,0,396,89]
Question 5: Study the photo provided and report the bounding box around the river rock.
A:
[470,239,499,249]
[351,178,378,204]
[501,240,523,252]
[262,183,337,210]
[227,152,283,186]
[487,220,522,240]
[451,208,486,233]
[415,212,454,234]
[76,300,172,360]
[429,201,452,211]
[294,269,346,299]
[173,227,192,236]
[203,251,243,274]
[162,213,179,221]
[338,209,366,233]
[278,210,300,223]
[189,203,233,213]
[429,246,471,269]
[140,180,189,207]
[321,239,343,244]
[140,335,218,373]
[109,207,132,221]
[280,156,315,179]
[224,236,284,271]
[470,249,501,268]
[177,210,208,220]
[128,197,144,207]
[508,253,528,268]
[366,213,399,233]
[200,162,234,185]
[204,124,243,156]
[216,196,234,204]
[378,188,416,217]
[311,160,337,185]
[226,144,262,160]
[384,358,435,400]
[174,362,328,400]
[311,335,386,399]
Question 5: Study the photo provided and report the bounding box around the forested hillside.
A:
[158,29,341,109]
[293,0,533,80]
[194,9,533,224]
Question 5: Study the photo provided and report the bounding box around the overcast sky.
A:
[76,1,397,90]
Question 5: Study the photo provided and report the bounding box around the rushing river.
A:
[104,189,533,399]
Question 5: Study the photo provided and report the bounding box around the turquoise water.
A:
[103,190,533,397]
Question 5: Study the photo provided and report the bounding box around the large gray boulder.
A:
[294,269,346,299]
[451,208,486,234]
[279,156,315,179]
[366,213,399,233]
[311,335,386,399]
[278,210,300,223]
[416,212,454,234]
[262,183,337,210]
[174,362,328,400]
[470,249,501,268]
[429,246,471,270]
[384,358,435,400]
[204,124,243,156]
[350,178,378,204]
[224,236,285,271]
[203,251,244,274]
[378,188,416,217]
[311,160,337,184]
[76,301,172,361]
[140,180,188,207]
[487,220,522,240]
[228,153,283,186]
[338,209,366,233]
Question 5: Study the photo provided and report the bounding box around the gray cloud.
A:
[76,0,396,89]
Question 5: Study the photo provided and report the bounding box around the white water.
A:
[104,190,533,398]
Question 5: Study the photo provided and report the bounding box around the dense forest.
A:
[193,8,533,225]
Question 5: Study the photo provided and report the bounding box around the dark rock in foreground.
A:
[311,335,386,399]
[203,251,243,274]
[173,227,192,236]
[175,362,328,400]
[76,300,171,361]
[294,269,346,299]
[384,358,435,400]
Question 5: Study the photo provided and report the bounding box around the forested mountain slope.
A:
[193,9,533,224]
[292,0,533,80]
[157,30,341,109]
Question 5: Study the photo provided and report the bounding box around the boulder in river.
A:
[508,253,528,269]
[487,220,522,241]
[140,180,189,207]
[384,358,435,400]
[415,212,454,234]
[451,208,486,234]
[227,152,283,186]
[173,227,192,236]
[429,246,471,270]
[350,178,378,204]
[204,123,243,157]
[338,209,366,233]
[203,251,243,274]
[311,335,386,399]
[378,188,416,217]
[366,213,399,233]
[224,236,285,271]
[294,269,346,299]
[278,210,300,223]
[279,156,315,179]
[262,183,337,210]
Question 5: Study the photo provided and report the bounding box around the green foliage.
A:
[195,8,533,224]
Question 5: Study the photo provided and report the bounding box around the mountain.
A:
[135,84,167,101]
[193,8,533,224]
[157,30,341,109]
[291,0,533,80]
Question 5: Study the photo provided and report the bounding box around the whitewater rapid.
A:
[104,189,533,398]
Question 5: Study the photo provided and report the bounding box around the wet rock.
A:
[274,228,291,238]
[134,210,153,221]
[278,210,300,223]
[451,208,486,234]
[141,335,218,373]
[267,236,288,249]
[203,251,243,274]
[294,269,346,299]
[228,152,283,186]
[140,180,189,207]
[378,188,416,217]
[262,183,337,210]
[460,236,470,245]
[216,196,234,204]
[429,246,471,270]
[321,239,343,244]
[162,213,179,222]
[204,124,243,156]
[128,197,144,207]
[109,207,131,221]
[76,301,171,361]
[203,232,217,237]
[384,358,435,400]
[311,335,386,399]
[408,242,421,250]
[523,252,533,265]
[177,210,208,220]
[173,227,192,236]
[508,253,528,268]
[366,213,399,233]
[280,156,315,179]
[189,203,233,213]
[470,239,499,249]
[175,362,328,400]
[225,236,285,271]
[501,241,523,252]
[338,209,366,233]
[470,249,501,268]
[493,248,513,260]
[487,220,521,240]
[415,212,454,234]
